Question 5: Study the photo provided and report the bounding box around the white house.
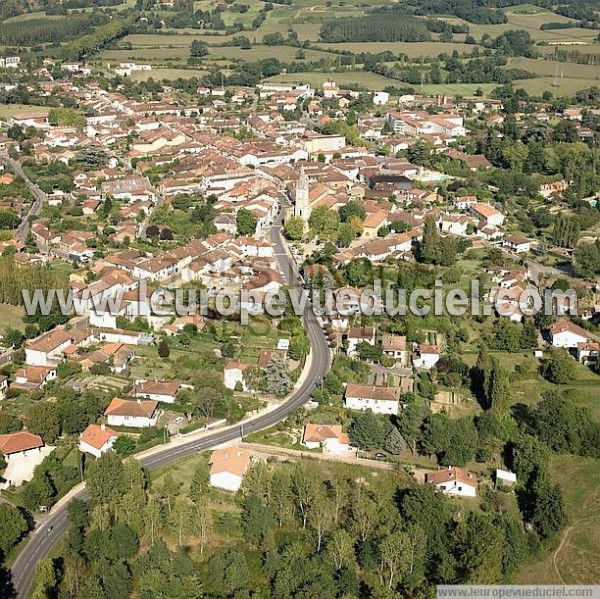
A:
[413,344,441,370]
[209,446,253,492]
[132,380,187,403]
[11,366,57,391]
[504,235,531,254]
[25,329,73,366]
[224,361,251,391]
[550,320,589,349]
[470,203,505,228]
[372,91,390,106]
[0,375,7,400]
[577,341,600,364]
[302,424,352,455]
[0,431,44,461]
[346,326,376,357]
[344,384,401,415]
[79,424,118,458]
[105,397,160,428]
[426,466,477,497]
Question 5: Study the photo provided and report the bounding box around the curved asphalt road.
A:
[10,204,330,598]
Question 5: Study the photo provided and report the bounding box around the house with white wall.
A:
[105,397,160,428]
[0,431,44,462]
[302,424,352,455]
[79,424,118,458]
[426,466,477,497]
[344,384,401,415]
[346,326,376,357]
[209,446,253,492]
[132,379,188,403]
[550,320,589,348]
[25,329,73,366]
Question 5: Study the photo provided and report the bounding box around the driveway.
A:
[1,446,55,489]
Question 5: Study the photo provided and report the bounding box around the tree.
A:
[33,558,57,599]
[2,327,24,348]
[349,410,388,450]
[157,338,170,359]
[284,215,304,240]
[307,490,335,551]
[485,358,509,411]
[530,472,567,540]
[190,40,209,57]
[418,217,441,265]
[291,464,320,529]
[455,512,504,583]
[86,452,125,506]
[380,530,412,589]
[262,32,285,45]
[396,400,428,454]
[113,435,137,457]
[384,426,405,455]
[540,348,575,384]
[236,208,257,236]
[309,206,340,241]
[27,403,60,444]
[0,410,21,434]
[263,355,293,396]
[327,529,355,570]
[0,503,27,554]
[338,223,354,247]
[339,200,366,223]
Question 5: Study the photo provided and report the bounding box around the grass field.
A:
[539,44,600,56]
[516,454,600,584]
[0,303,24,334]
[315,41,477,58]
[100,47,186,63]
[506,56,600,79]
[419,82,498,96]
[0,104,48,119]
[514,77,599,96]
[2,11,64,23]
[265,70,400,90]
[208,44,335,62]
[131,68,208,81]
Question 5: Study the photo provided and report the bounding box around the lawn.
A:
[516,454,600,584]
[0,303,25,334]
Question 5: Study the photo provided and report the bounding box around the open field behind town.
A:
[315,41,477,58]
[516,454,600,585]
[265,70,400,90]
[0,304,25,334]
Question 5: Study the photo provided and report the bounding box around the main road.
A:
[10,205,331,598]
[0,154,47,244]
